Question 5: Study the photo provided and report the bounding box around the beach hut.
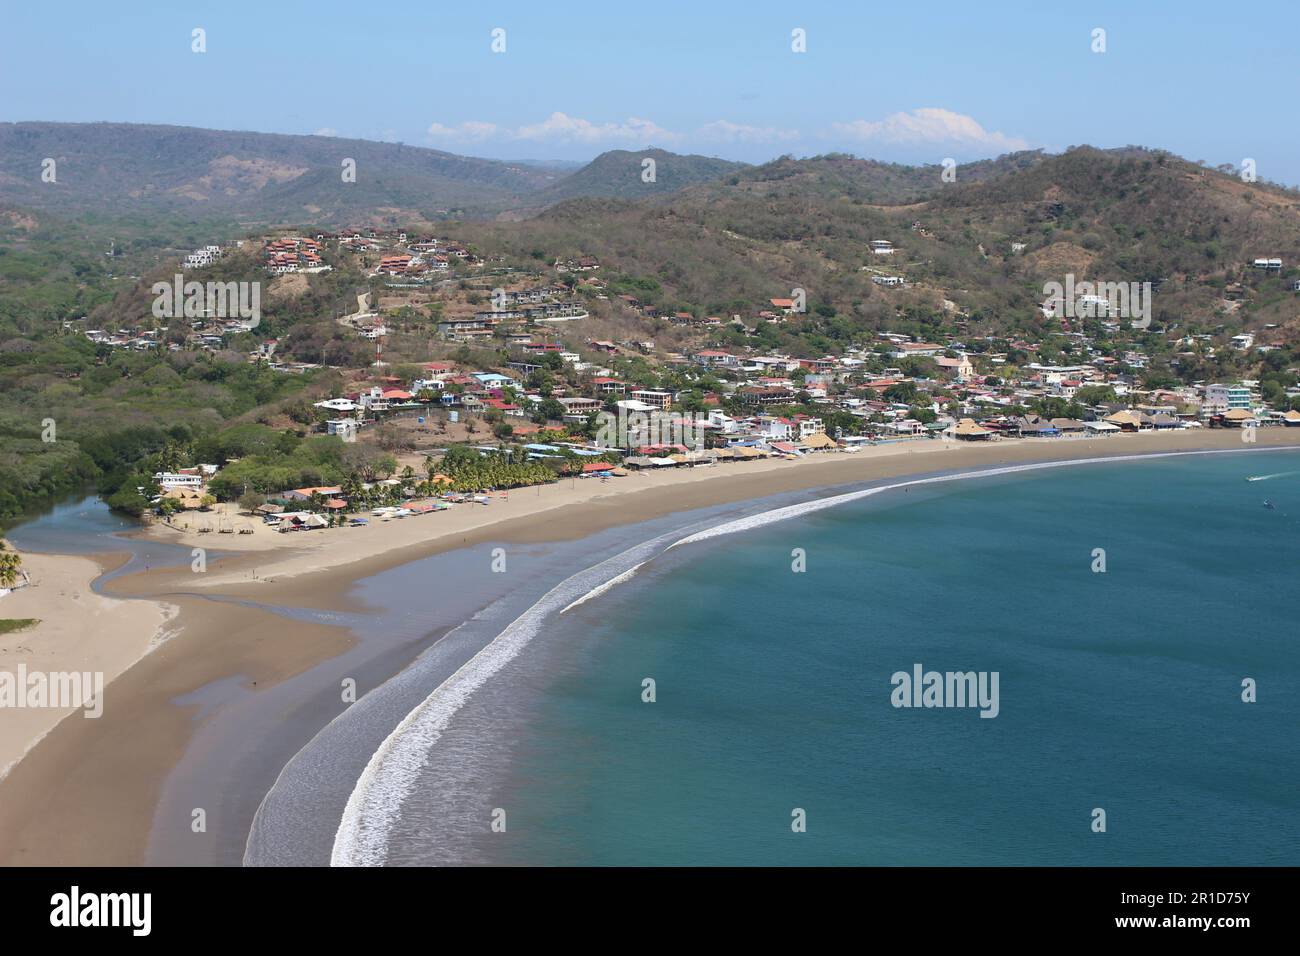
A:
[1104,410,1143,432]
[1222,408,1254,428]
[1283,410,1300,428]
[952,418,993,440]
[1084,421,1121,435]
[1049,418,1087,434]
[800,432,838,451]
[1013,415,1059,437]
[164,486,205,510]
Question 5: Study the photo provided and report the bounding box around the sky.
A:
[3,0,1298,182]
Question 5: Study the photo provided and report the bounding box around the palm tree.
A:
[0,541,23,589]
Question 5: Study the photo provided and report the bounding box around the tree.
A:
[0,541,22,589]
[238,490,266,514]
[1074,384,1117,407]
[884,382,918,403]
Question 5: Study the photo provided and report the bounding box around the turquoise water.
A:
[489,452,1300,865]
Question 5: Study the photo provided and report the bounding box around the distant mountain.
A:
[505,158,588,172]
[0,124,749,229]
[0,122,568,227]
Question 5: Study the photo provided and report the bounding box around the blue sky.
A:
[3,0,1297,181]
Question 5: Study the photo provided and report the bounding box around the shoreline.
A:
[2,429,1298,865]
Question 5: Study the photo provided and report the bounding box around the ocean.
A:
[352,449,1300,865]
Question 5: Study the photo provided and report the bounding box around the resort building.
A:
[1203,383,1252,418]
[630,389,673,410]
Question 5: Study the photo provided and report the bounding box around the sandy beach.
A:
[0,550,177,780]
[2,428,1298,865]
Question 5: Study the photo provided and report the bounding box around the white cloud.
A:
[833,108,1029,152]
[514,112,678,145]
[697,120,800,143]
[313,127,338,137]
[425,113,677,148]
[426,120,500,142]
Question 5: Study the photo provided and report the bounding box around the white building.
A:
[154,472,203,489]
[798,418,825,438]
[630,389,673,410]
[326,419,358,442]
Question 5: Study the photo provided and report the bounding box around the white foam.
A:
[561,562,644,615]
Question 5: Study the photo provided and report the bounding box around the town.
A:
[95,227,1299,532]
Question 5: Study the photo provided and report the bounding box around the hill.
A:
[459,147,1300,351]
[525,148,748,206]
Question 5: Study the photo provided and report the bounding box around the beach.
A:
[0,550,176,780]
[2,428,1298,866]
